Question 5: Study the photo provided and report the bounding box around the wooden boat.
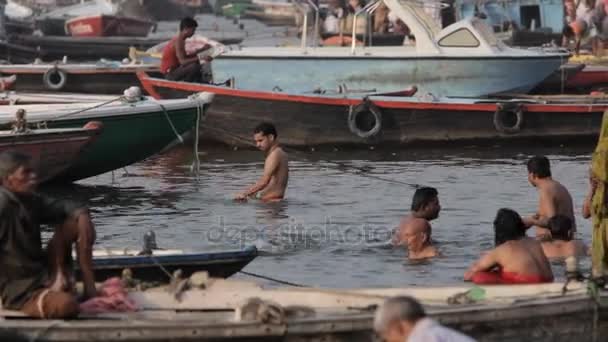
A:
[65,14,156,37]
[8,34,244,62]
[0,62,162,94]
[0,93,213,182]
[79,245,258,282]
[0,122,101,183]
[0,280,606,341]
[534,64,608,94]
[0,40,46,64]
[138,72,608,148]
[0,91,117,105]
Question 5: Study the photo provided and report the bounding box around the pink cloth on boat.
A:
[79,277,138,314]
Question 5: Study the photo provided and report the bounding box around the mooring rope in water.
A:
[238,270,309,287]
[156,102,185,144]
[201,124,420,188]
[189,97,204,176]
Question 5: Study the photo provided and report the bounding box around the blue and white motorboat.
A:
[211,0,569,97]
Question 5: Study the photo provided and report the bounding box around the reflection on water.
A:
[52,143,595,288]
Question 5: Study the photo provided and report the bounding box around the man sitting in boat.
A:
[522,156,576,239]
[541,215,587,279]
[0,151,97,318]
[374,296,475,342]
[161,17,212,83]
[234,122,289,202]
[392,187,440,259]
[464,208,553,284]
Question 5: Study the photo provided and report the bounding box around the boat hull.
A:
[212,55,565,97]
[77,246,258,282]
[139,75,607,148]
[45,106,200,182]
[1,68,163,95]
[0,127,99,183]
[65,15,155,37]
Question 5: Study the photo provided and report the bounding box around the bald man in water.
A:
[392,187,440,259]
[523,156,576,239]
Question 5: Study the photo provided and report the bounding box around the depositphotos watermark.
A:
[203,217,393,248]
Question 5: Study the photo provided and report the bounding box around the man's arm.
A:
[235,154,280,200]
[464,249,498,281]
[175,38,199,65]
[583,173,598,219]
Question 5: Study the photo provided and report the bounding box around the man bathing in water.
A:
[541,215,588,279]
[523,156,576,239]
[0,151,97,318]
[392,187,440,259]
[465,208,553,284]
[235,122,289,202]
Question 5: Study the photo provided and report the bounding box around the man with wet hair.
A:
[523,155,576,239]
[374,296,475,342]
[235,122,289,202]
[392,187,440,259]
[465,208,553,284]
[0,151,97,319]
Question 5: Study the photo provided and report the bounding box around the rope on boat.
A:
[238,270,309,287]
[157,103,185,144]
[189,98,204,176]
[201,124,420,188]
[34,96,125,127]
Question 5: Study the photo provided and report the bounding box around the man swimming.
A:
[235,122,288,202]
[523,156,576,239]
[465,208,553,284]
[392,187,440,259]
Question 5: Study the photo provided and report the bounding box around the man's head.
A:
[549,215,574,241]
[179,17,198,37]
[374,296,426,342]
[527,155,551,186]
[411,187,440,220]
[493,208,526,246]
[253,122,278,152]
[0,151,37,194]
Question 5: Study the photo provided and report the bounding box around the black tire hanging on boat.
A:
[493,103,524,134]
[43,67,68,91]
[348,99,383,139]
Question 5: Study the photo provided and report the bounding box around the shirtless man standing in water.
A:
[235,122,289,202]
[392,187,440,259]
[523,156,576,239]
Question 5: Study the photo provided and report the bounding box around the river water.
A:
[43,143,595,288]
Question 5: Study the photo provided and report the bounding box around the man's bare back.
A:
[466,238,553,281]
[260,147,288,201]
[529,179,576,235]
[542,239,588,259]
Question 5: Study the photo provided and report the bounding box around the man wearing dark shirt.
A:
[0,151,96,318]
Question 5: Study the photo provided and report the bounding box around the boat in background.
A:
[212,0,569,97]
[0,121,101,183]
[65,14,156,37]
[0,92,213,182]
[0,61,162,94]
[82,245,258,282]
[138,72,608,148]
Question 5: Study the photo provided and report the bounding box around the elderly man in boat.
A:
[465,208,553,284]
[161,17,212,83]
[374,296,475,342]
[0,151,97,318]
[523,156,576,239]
[235,122,289,202]
[392,187,440,259]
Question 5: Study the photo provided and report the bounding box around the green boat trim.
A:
[0,96,213,182]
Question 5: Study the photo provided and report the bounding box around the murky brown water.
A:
[41,143,595,288]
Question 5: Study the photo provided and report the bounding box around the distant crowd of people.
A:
[563,0,608,56]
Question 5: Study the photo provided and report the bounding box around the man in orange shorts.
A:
[464,208,553,284]
[0,151,97,318]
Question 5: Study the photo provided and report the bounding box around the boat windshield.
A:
[396,0,441,38]
[471,18,498,46]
